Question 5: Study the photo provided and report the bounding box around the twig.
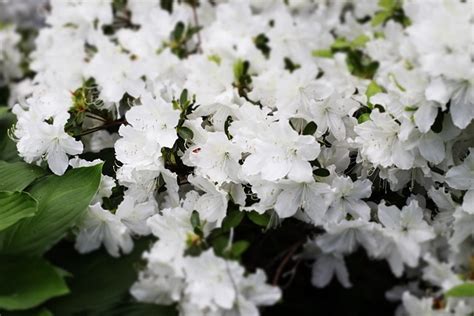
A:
[272,240,304,286]
[74,119,127,137]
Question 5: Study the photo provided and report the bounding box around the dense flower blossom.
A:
[2,0,473,314]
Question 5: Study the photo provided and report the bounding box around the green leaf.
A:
[379,0,397,10]
[0,165,102,256]
[0,256,69,310]
[190,210,200,229]
[0,191,37,231]
[0,111,20,162]
[179,89,188,107]
[0,161,47,191]
[222,207,245,231]
[303,121,317,135]
[445,283,474,297]
[233,59,245,81]
[47,239,176,316]
[358,113,371,124]
[371,11,391,26]
[366,81,383,101]
[177,126,194,140]
[312,49,333,58]
[351,34,370,48]
[331,37,351,50]
[313,168,330,177]
[230,240,250,258]
[247,211,270,227]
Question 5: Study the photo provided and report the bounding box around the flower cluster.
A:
[4,0,474,315]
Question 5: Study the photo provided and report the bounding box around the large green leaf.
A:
[0,256,69,311]
[47,239,177,316]
[0,161,47,191]
[445,283,474,297]
[0,164,102,256]
[0,191,38,231]
[0,111,19,162]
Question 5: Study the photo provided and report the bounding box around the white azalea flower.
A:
[75,203,133,257]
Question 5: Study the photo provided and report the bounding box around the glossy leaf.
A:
[0,165,102,256]
[0,191,37,231]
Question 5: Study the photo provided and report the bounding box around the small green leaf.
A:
[0,191,37,231]
[231,240,250,258]
[0,164,102,256]
[0,256,69,310]
[312,49,333,58]
[379,0,397,10]
[404,106,418,112]
[0,161,47,191]
[366,81,383,100]
[303,121,317,135]
[222,208,245,231]
[358,113,371,124]
[233,59,245,81]
[313,168,330,177]
[208,54,221,65]
[331,37,351,50]
[351,34,370,48]
[179,89,188,107]
[371,11,391,26]
[190,210,200,229]
[212,235,229,257]
[445,283,474,297]
[177,126,193,140]
[247,211,270,227]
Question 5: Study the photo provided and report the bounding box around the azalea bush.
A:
[0,0,473,315]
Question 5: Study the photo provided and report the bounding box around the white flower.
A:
[183,249,244,310]
[317,219,379,256]
[185,132,241,184]
[116,195,157,235]
[300,81,359,141]
[75,203,133,257]
[326,177,372,222]
[355,109,415,169]
[14,109,83,175]
[274,180,333,221]
[242,120,320,182]
[376,200,435,276]
[401,292,438,316]
[445,148,474,191]
[188,175,229,226]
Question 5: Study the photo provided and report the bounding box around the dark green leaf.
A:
[47,239,176,316]
[247,211,270,227]
[177,126,193,140]
[313,168,330,177]
[0,256,69,310]
[179,89,188,107]
[0,191,37,231]
[190,210,200,229]
[0,165,102,256]
[222,208,245,231]
[303,121,317,135]
[0,111,20,162]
